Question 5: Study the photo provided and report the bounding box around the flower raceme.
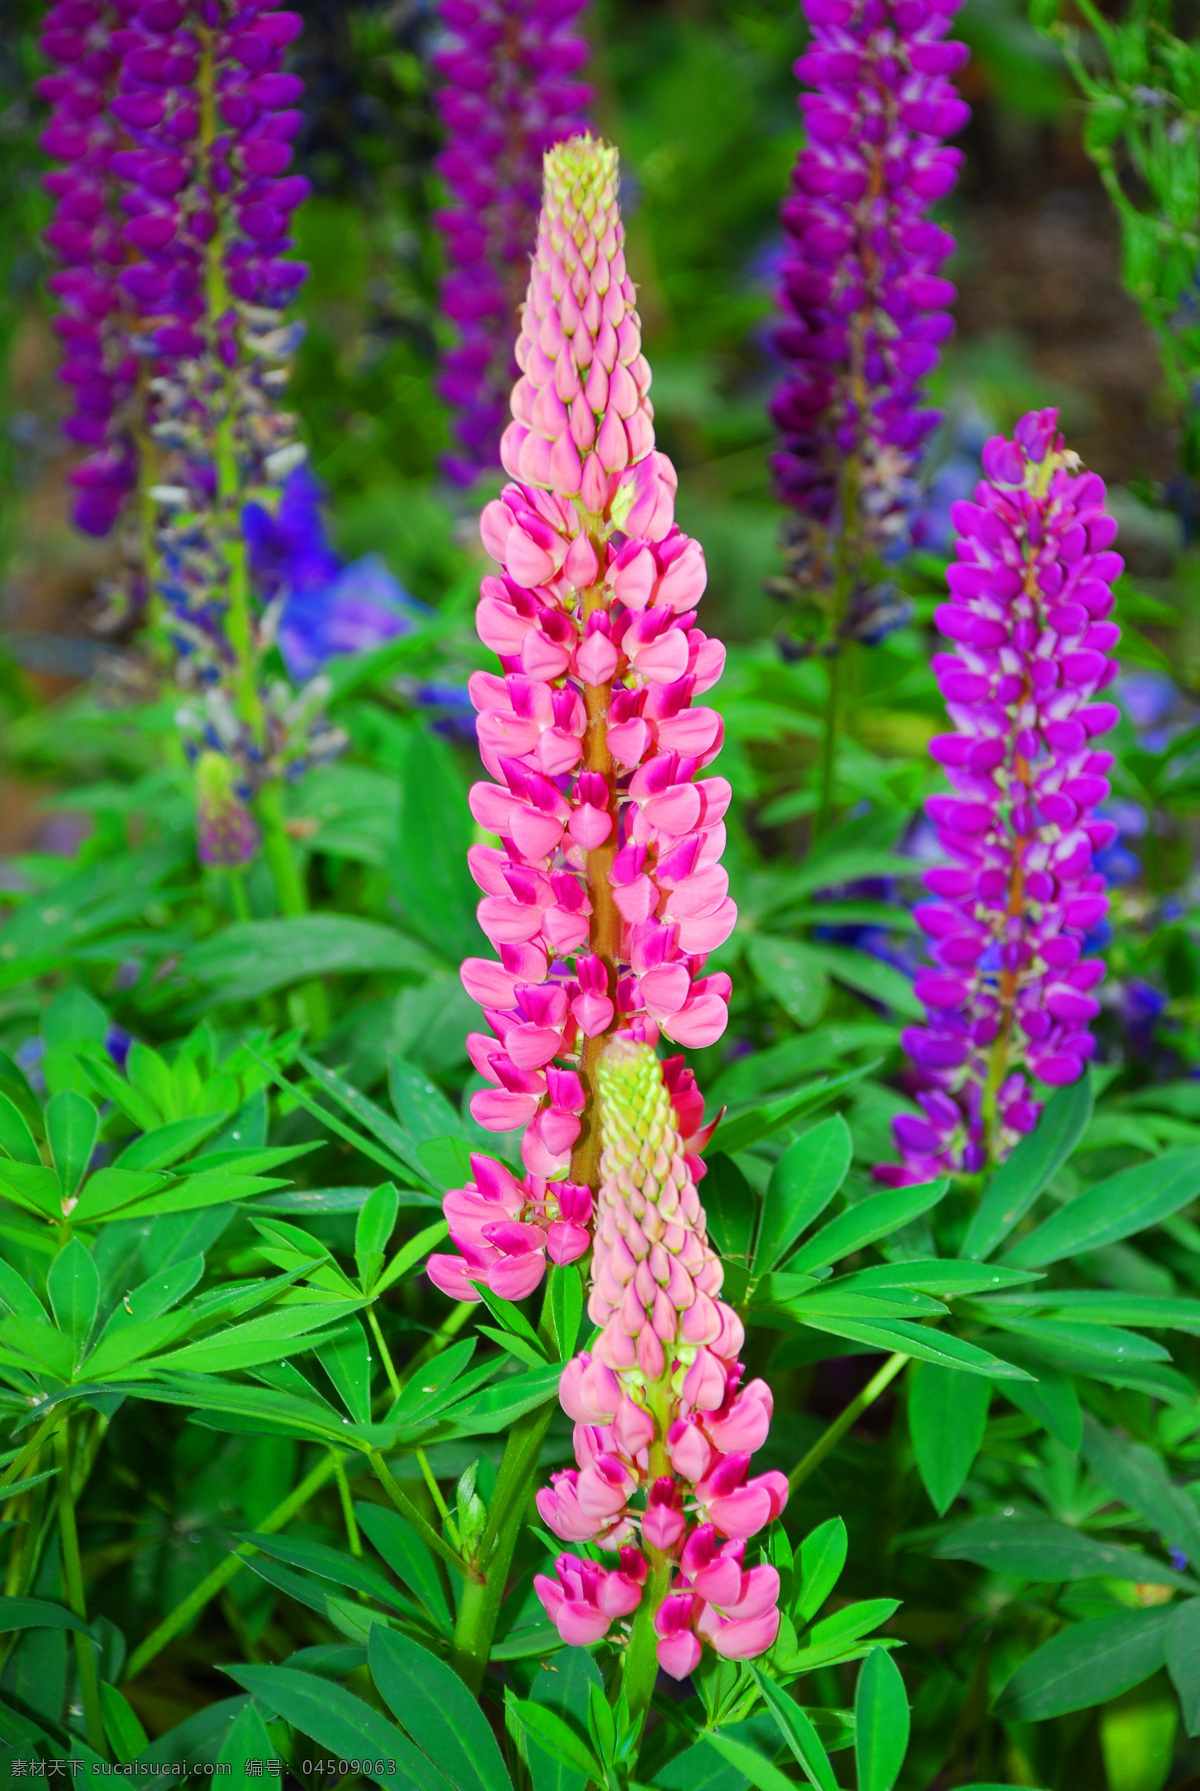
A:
[427,135,735,1304]
[771,0,969,632]
[533,1038,786,1680]
[880,409,1121,1183]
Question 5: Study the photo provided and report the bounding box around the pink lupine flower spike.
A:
[429,134,735,1305]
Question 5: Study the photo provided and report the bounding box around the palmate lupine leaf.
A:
[994,1606,1176,1721]
[753,1115,852,1273]
[223,1665,436,1791]
[932,1516,1199,1589]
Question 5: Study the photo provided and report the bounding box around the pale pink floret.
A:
[535,1548,647,1645]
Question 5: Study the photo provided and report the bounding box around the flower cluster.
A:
[769,0,969,642]
[433,0,592,481]
[534,1038,786,1676]
[426,133,735,1299]
[880,409,1121,1183]
[39,0,138,537]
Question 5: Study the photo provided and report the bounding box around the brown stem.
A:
[570,576,623,1191]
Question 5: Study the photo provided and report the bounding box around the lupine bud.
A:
[878,409,1121,1183]
[534,1038,785,1676]
[194,749,260,867]
[433,0,592,482]
[432,135,735,1302]
[769,0,969,643]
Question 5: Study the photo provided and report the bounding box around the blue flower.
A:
[244,466,429,682]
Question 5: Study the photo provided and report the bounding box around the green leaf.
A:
[818,944,923,1020]
[717,1061,878,1157]
[854,1650,909,1791]
[994,1608,1172,1720]
[1003,1148,1200,1268]
[509,1698,604,1784]
[389,1057,465,1144]
[790,1315,1028,1379]
[787,1180,948,1274]
[798,1517,847,1623]
[243,1534,412,1615]
[700,1727,799,1791]
[0,1093,39,1166]
[1003,1371,1082,1452]
[113,1115,226,1171]
[0,1596,97,1637]
[837,1261,1041,1298]
[1167,1599,1200,1736]
[355,1503,452,1634]
[746,936,829,1029]
[46,1239,100,1356]
[526,1651,601,1791]
[391,1339,477,1425]
[962,1074,1093,1260]
[446,1362,561,1434]
[355,1183,400,1289]
[377,1218,450,1294]
[754,1117,852,1273]
[71,1168,169,1223]
[46,1088,99,1202]
[548,1262,584,1362]
[0,1160,62,1218]
[315,1318,373,1424]
[216,1702,281,1785]
[224,1664,437,1790]
[150,1302,364,1374]
[909,1365,991,1516]
[369,1626,512,1791]
[933,1517,1196,1589]
[702,1154,756,1264]
[389,727,484,964]
[185,915,433,1001]
[291,1052,437,1191]
[1082,1417,1200,1565]
[749,1665,838,1791]
[100,1681,148,1764]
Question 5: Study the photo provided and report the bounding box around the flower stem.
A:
[332,1453,362,1559]
[448,1400,555,1695]
[367,1449,467,1576]
[55,1424,108,1760]
[254,779,329,1038]
[787,1351,909,1494]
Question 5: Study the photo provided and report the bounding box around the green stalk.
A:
[448,1402,555,1696]
[367,1449,467,1576]
[788,1352,909,1494]
[254,780,328,1037]
[55,1425,108,1760]
[814,649,843,840]
[332,1453,362,1559]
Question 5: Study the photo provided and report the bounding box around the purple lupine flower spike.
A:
[39,0,140,537]
[878,408,1121,1185]
[769,0,969,645]
[432,0,592,484]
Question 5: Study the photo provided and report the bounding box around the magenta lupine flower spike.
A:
[769,0,969,639]
[878,409,1121,1185]
[533,1038,786,1679]
[428,135,734,1304]
[433,0,592,483]
[39,0,139,538]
